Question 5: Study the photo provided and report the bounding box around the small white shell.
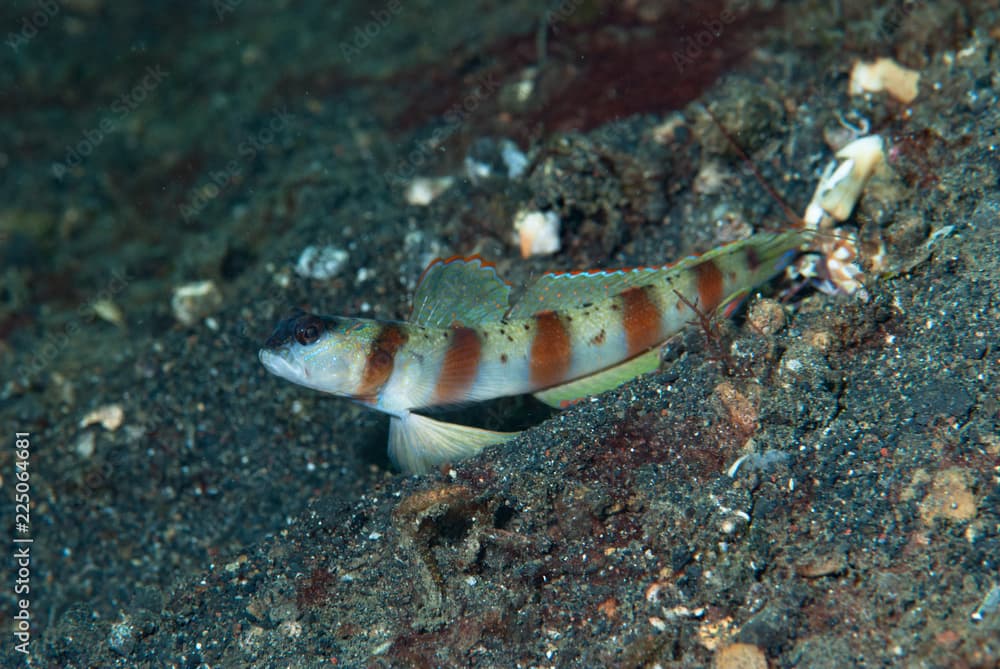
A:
[513,209,561,258]
[171,280,223,326]
[849,58,920,103]
[404,176,454,206]
[294,246,348,280]
[80,403,124,432]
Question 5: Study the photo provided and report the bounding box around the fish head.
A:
[259,309,375,398]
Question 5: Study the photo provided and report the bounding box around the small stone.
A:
[278,620,303,638]
[714,642,767,669]
[513,210,561,258]
[961,339,987,360]
[107,619,136,657]
[849,58,920,103]
[75,431,96,458]
[171,280,223,326]
[919,468,977,525]
[795,547,848,578]
[747,299,785,335]
[715,382,759,433]
[597,597,618,619]
[80,403,124,431]
[91,299,126,328]
[295,245,349,280]
[803,329,834,352]
[404,176,454,206]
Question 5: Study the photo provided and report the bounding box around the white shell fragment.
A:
[295,245,349,280]
[80,403,124,431]
[500,139,528,179]
[849,58,920,103]
[805,136,886,224]
[91,299,126,328]
[513,209,561,258]
[171,280,223,326]
[404,176,454,206]
[798,134,888,300]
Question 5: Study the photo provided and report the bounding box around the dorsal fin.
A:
[506,265,664,319]
[506,234,806,320]
[410,255,511,327]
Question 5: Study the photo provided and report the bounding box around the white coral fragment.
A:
[513,210,561,258]
[80,403,124,432]
[404,176,454,206]
[171,280,223,326]
[805,136,886,225]
[295,245,348,280]
[849,58,920,103]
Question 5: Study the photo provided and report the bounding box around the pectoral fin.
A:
[388,412,519,474]
[533,347,662,408]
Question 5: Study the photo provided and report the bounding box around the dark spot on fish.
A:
[500,354,508,364]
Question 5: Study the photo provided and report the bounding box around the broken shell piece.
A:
[513,210,561,258]
[295,245,348,280]
[171,280,223,326]
[804,136,886,226]
[80,403,124,431]
[849,58,920,103]
[500,139,528,179]
[91,299,126,328]
[404,176,454,206]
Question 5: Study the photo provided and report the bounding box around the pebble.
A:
[404,176,454,206]
[295,245,348,280]
[747,299,785,335]
[714,642,767,669]
[715,381,758,433]
[75,431,96,458]
[513,210,561,258]
[80,403,124,431]
[795,548,848,578]
[107,619,136,657]
[171,280,223,326]
[849,57,920,103]
[918,467,977,525]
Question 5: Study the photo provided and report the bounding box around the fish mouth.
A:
[258,348,308,381]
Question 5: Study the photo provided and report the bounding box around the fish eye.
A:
[294,317,322,345]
